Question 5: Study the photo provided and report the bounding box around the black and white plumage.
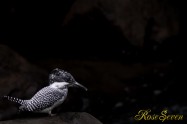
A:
[3,68,87,116]
[48,68,87,90]
[49,68,76,84]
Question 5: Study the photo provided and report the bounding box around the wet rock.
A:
[0,112,102,124]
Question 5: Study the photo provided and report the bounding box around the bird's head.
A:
[49,68,87,91]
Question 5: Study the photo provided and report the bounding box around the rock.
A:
[0,44,48,96]
[63,0,179,46]
[0,112,102,124]
[0,44,48,120]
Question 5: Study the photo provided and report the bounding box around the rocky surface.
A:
[0,44,48,120]
[0,112,102,124]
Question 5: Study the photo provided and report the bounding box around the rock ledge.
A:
[0,112,102,124]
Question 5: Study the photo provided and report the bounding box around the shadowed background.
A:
[0,0,186,123]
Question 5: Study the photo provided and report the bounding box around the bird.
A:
[3,68,87,116]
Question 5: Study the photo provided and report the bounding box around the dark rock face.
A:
[0,112,102,124]
[0,45,47,96]
[0,44,48,120]
[1,0,180,59]
[63,0,179,46]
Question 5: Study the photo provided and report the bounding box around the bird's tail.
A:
[3,96,25,105]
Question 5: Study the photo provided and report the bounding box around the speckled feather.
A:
[22,86,67,112]
[4,86,68,112]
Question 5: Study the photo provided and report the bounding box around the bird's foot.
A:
[48,111,56,116]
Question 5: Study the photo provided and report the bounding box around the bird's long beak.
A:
[74,82,88,91]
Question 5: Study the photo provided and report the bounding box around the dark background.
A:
[0,0,186,123]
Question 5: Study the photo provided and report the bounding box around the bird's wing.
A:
[25,87,67,112]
